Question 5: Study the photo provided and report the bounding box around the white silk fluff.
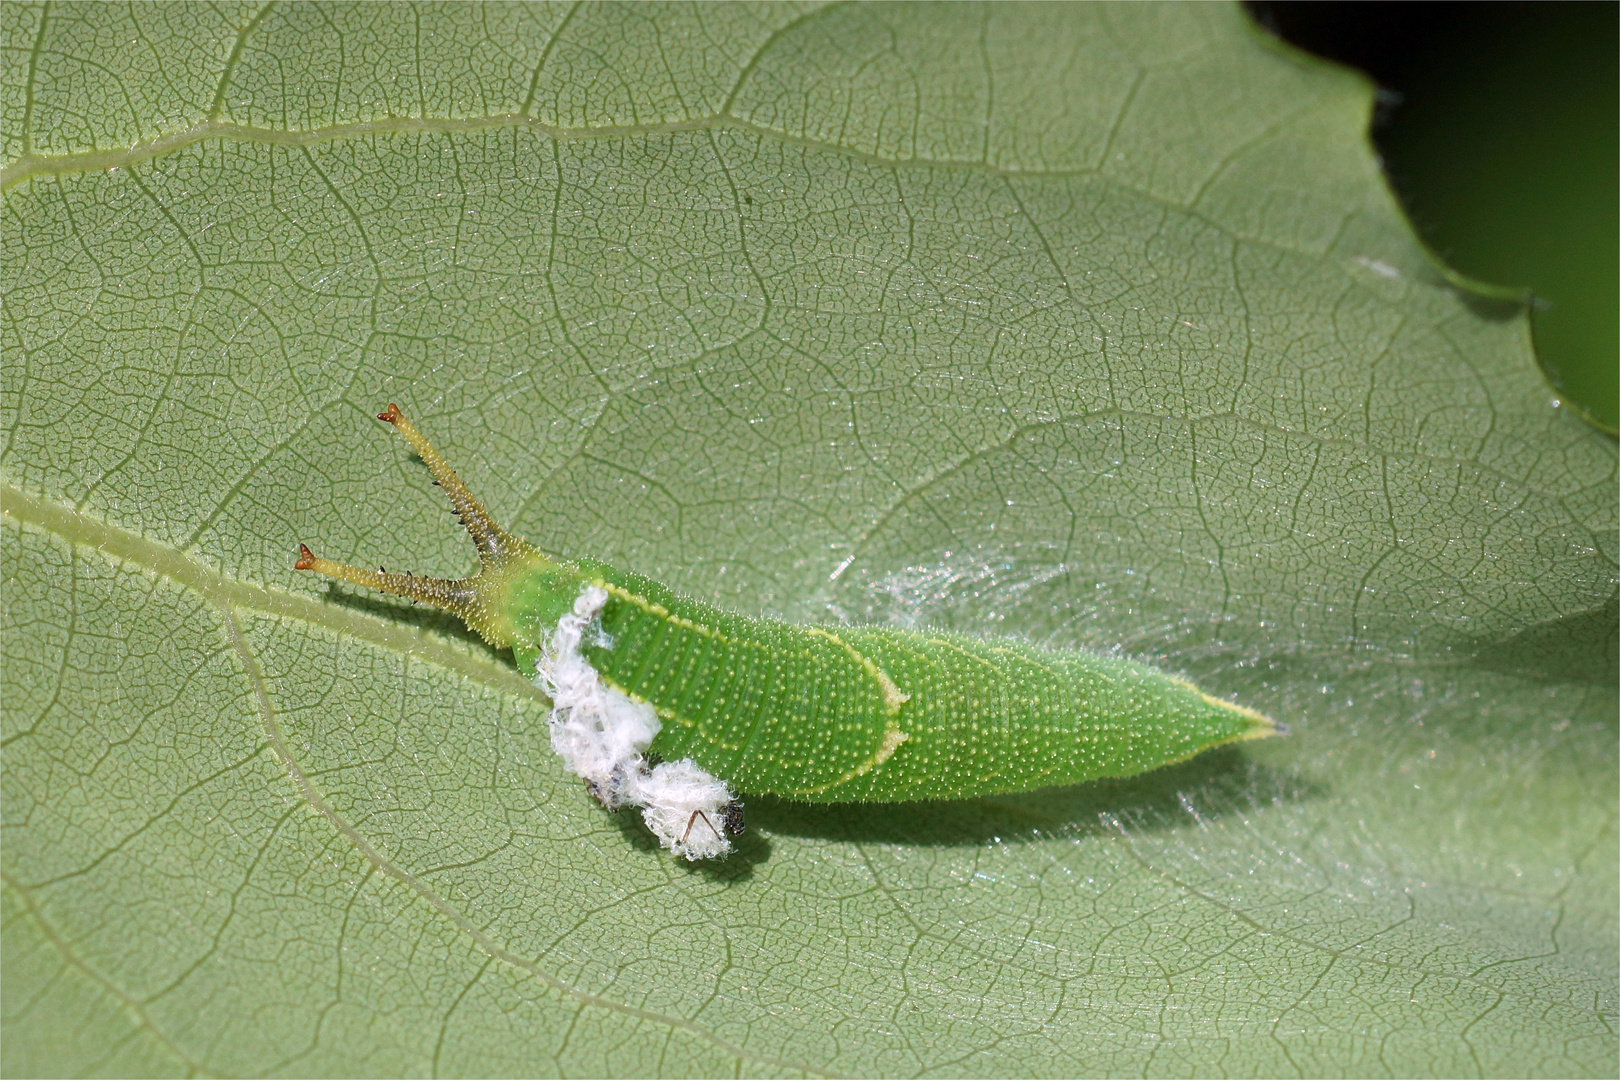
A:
[535,585,738,860]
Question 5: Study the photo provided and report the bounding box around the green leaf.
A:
[3,3,1614,1076]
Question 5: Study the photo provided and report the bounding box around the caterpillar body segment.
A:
[295,406,1282,854]
[507,561,1275,802]
[817,626,1273,801]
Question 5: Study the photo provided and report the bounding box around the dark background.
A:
[1248,1,1618,432]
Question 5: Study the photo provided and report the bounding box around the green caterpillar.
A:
[297,406,1282,859]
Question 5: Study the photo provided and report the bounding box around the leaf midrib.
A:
[0,481,540,700]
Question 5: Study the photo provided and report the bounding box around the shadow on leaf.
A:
[1468,593,1619,688]
[749,746,1317,852]
[316,582,503,653]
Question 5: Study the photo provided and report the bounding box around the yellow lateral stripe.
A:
[788,721,910,797]
[1197,691,1283,738]
[928,636,1003,674]
[598,578,781,657]
[989,643,1097,684]
[803,627,911,714]
[868,725,910,770]
[598,579,723,641]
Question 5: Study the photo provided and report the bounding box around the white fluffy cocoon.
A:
[627,760,740,861]
[535,585,740,860]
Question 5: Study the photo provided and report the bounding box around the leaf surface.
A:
[3,3,1615,1076]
